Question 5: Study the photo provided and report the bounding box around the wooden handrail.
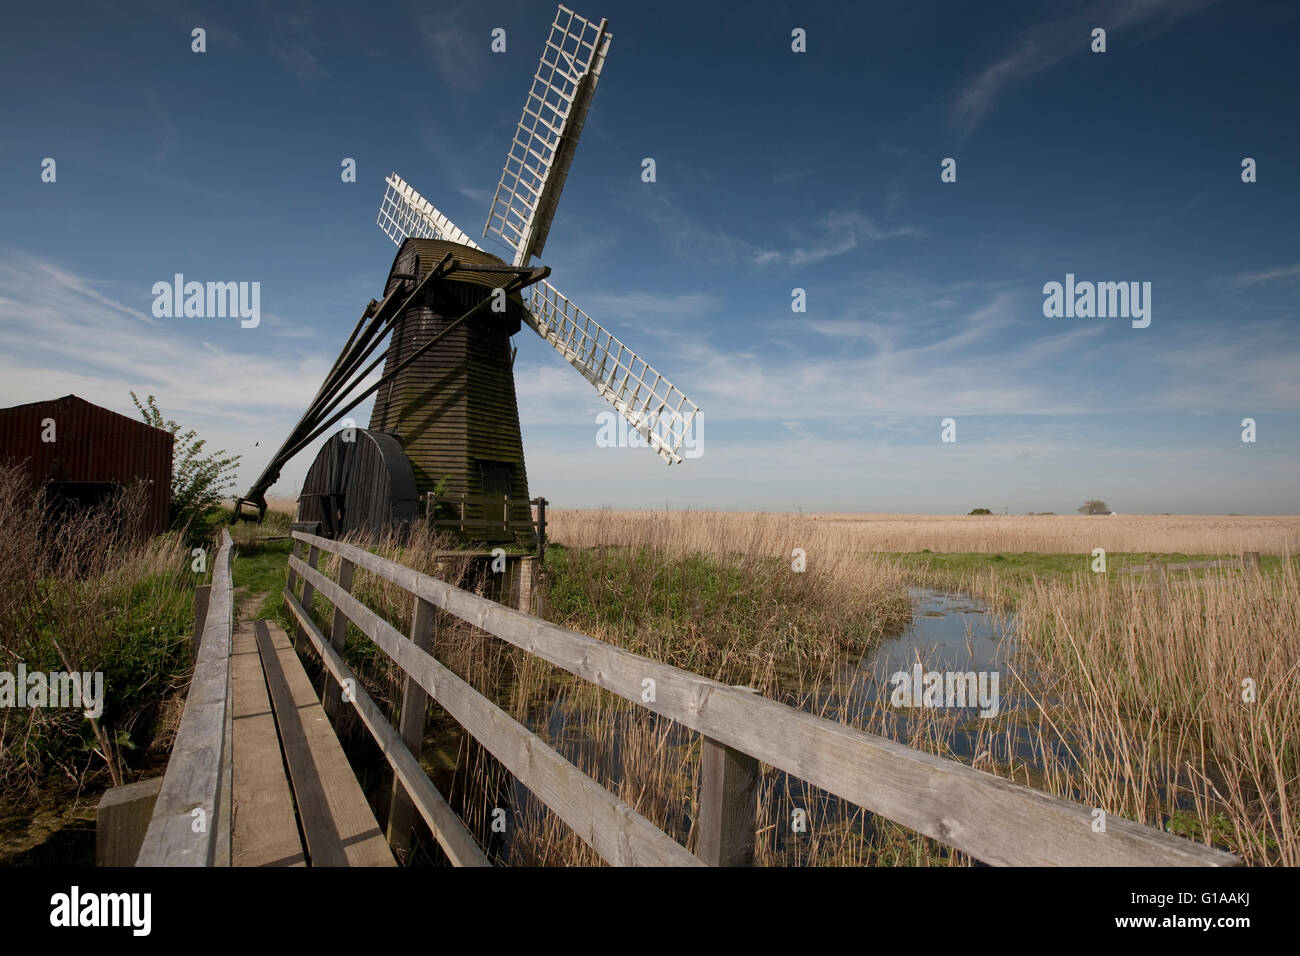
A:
[137,530,235,866]
[286,554,699,866]
[290,530,1238,867]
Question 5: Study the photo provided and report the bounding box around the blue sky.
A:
[1,0,1297,513]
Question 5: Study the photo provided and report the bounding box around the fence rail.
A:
[286,530,1236,867]
[136,529,234,866]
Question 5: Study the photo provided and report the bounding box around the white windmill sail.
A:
[378,172,482,248]
[374,5,699,468]
[527,279,700,465]
[483,5,612,266]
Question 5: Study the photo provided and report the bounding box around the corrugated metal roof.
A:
[0,394,174,534]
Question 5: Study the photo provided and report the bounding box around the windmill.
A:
[235,4,700,542]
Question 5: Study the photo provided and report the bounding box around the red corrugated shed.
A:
[0,395,174,535]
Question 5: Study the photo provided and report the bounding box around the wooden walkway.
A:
[124,532,395,867]
[115,529,1239,868]
[231,619,393,866]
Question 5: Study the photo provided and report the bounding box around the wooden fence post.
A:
[286,539,303,591]
[192,584,211,656]
[697,688,760,866]
[536,497,547,562]
[513,557,536,616]
[387,595,436,860]
[295,545,321,648]
[96,776,163,866]
[322,558,355,717]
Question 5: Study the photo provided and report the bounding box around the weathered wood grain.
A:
[137,531,235,867]
[387,595,436,858]
[96,777,162,867]
[698,729,760,865]
[369,241,531,515]
[230,623,306,867]
[295,544,321,648]
[281,587,490,867]
[321,557,355,718]
[253,619,395,867]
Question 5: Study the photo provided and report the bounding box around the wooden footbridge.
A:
[104,530,1238,868]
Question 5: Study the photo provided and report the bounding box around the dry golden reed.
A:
[548,509,1300,557]
[289,507,1297,866]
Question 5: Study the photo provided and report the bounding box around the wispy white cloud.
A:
[0,255,329,419]
[638,190,921,271]
[754,211,925,268]
[271,42,327,83]
[636,190,770,266]
[952,0,1216,136]
[1224,263,1300,286]
[0,252,345,496]
[772,167,814,184]
[578,290,722,325]
[1150,325,1300,408]
[420,6,486,92]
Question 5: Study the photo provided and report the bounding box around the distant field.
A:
[547,510,1300,556]
[223,494,298,514]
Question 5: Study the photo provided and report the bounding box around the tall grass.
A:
[513,511,1297,864]
[285,508,1296,865]
[548,509,1300,556]
[1008,565,1300,865]
[0,464,194,800]
[290,514,945,865]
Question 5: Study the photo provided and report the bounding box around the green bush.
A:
[130,392,241,545]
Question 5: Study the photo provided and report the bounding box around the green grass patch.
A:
[231,539,293,622]
[884,550,1293,604]
[544,543,909,680]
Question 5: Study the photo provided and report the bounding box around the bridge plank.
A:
[253,620,395,867]
[231,623,306,867]
[282,588,491,867]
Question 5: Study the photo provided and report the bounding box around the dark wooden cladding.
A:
[370,239,531,540]
[0,394,173,535]
[297,428,418,538]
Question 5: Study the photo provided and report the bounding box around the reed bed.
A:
[289,508,1296,866]
[1011,565,1300,866]
[0,464,194,800]
[291,515,959,865]
[548,509,1300,557]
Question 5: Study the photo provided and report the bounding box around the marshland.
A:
[2,482,1296,866]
